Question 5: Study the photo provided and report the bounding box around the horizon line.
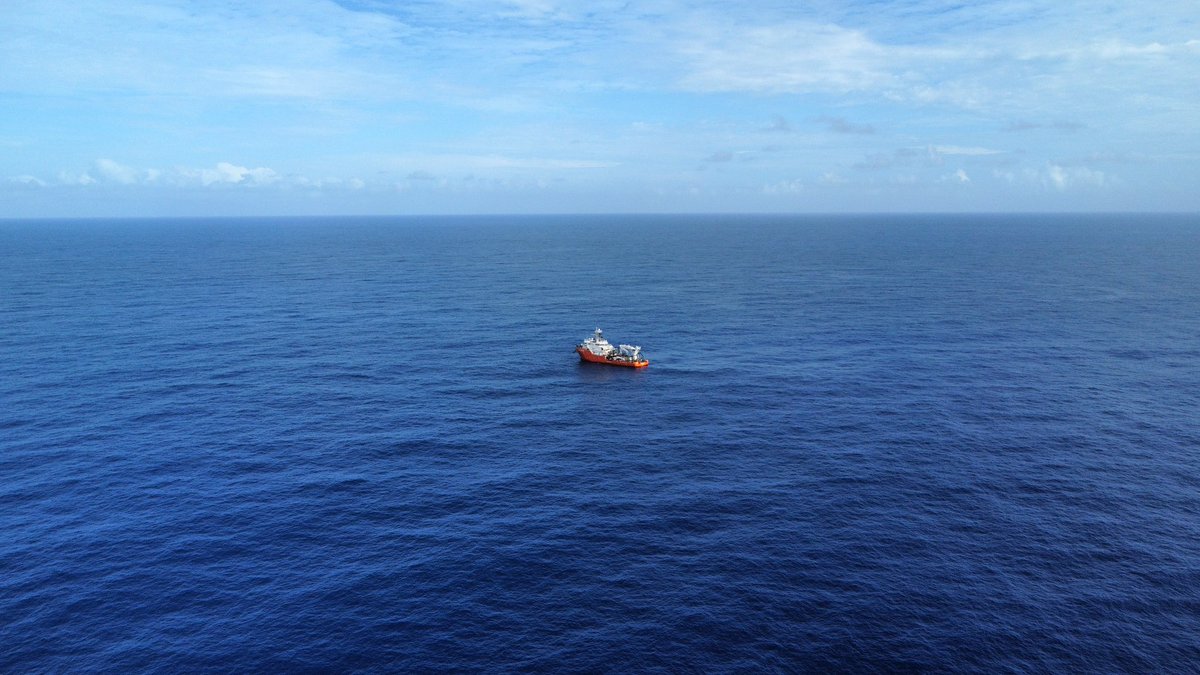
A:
[3,210,1199,223]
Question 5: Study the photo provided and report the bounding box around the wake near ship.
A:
[575,328,649,368]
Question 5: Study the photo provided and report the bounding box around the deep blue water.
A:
[2,214,1199,672]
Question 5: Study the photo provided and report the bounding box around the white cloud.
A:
[657,4,1200,116]
[389,154,617,171]
[931,145,1004,157]
[1044,164,1107,190]
[0,1,411,99]
[993,164,1109,190]
[284,174,372,190]
[37,159,559,195]
[57,170,96,186]
[1030,39,1185,62]
[676,20,894,94]
[7,175,46,187]
[217,162,278,185]
[47,160,283,188]
[1047,165,1068,190]
[177,162,280,186]
[95,158,139,184]
[762,179,804,194]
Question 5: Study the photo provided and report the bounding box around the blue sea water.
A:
[2,213,1199,672]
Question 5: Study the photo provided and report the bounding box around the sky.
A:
[2,0,1198,216]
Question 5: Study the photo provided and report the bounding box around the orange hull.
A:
[576,346,649,368]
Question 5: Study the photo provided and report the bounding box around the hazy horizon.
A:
[4,210,1200,223]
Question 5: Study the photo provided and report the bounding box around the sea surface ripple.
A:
[2,214,1199,672]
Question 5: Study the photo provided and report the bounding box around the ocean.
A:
[2,214,1198,672]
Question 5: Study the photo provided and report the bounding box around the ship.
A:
[575,328,649,368]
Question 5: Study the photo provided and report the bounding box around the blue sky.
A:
[2,0,1198,216]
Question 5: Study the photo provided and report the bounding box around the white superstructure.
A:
[579,328,616,356]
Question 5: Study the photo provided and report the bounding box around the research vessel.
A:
[575,328,649,368]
